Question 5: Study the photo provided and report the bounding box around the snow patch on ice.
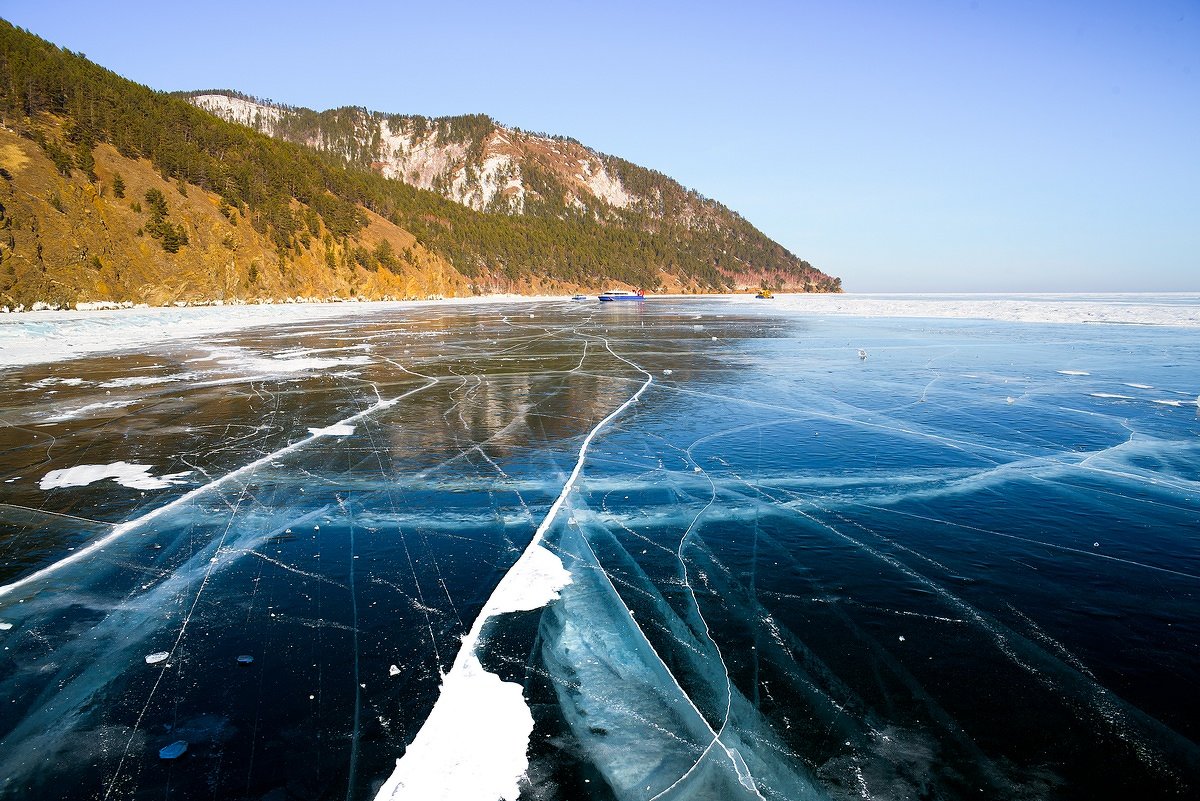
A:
[374,653,533,801]
[31,377,86,388]
[1090,393,1135,400]
[40,462,193,491]
[308,423,356,437]
[98,375,185,388]
[375,544,570,801]
[215,352,372,373]
[1057,370,1090,376]
[43,399,134,422]
[484,544,571,617]
[1124,383,1154,389]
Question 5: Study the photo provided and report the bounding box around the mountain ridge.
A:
[0,21,840,310]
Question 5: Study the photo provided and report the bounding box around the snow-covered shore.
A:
[0,295,567,368]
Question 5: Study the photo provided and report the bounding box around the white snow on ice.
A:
[98,375,186,389]
[42,400,135,422]
[374,546,570,801]
[747,293,1200,328]
[39,462,193,491]
[307,423,356,437]
[31,377,86,388]
[0,297,570,368]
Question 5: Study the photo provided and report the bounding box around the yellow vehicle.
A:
[755,289,774,299]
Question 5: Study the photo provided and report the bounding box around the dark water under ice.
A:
[0,299,1197,800]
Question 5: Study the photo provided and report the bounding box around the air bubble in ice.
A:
[145,651,169,664]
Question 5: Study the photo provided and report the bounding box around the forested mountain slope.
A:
[0,21,839,309]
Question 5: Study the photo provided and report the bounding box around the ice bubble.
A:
[145,651,169,664]
[390,664,401,676]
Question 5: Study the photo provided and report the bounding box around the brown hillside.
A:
[0,120,471,310]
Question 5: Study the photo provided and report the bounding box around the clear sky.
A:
[2,0,1196,291]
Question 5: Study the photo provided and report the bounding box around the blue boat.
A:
[598,290,645,302]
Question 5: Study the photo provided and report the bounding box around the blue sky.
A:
[2,0,1196,291]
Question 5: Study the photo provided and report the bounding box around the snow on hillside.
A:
[577,158,632,209]
[187,95,631,217]
[190,94,285,134]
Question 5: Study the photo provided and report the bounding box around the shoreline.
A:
[0,294,573,369]
[3,292,1197,369]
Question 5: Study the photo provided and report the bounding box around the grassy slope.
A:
[0,123,471,308]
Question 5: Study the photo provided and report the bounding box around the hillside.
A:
[186,92,838,294]
[0,21,840,310]
[0,124,468,309]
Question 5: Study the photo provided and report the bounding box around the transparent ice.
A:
[1,299,1198,800]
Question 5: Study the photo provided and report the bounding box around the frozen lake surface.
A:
[1,298,1198,800]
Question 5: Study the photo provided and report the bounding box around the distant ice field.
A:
[0,297,1197,800]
